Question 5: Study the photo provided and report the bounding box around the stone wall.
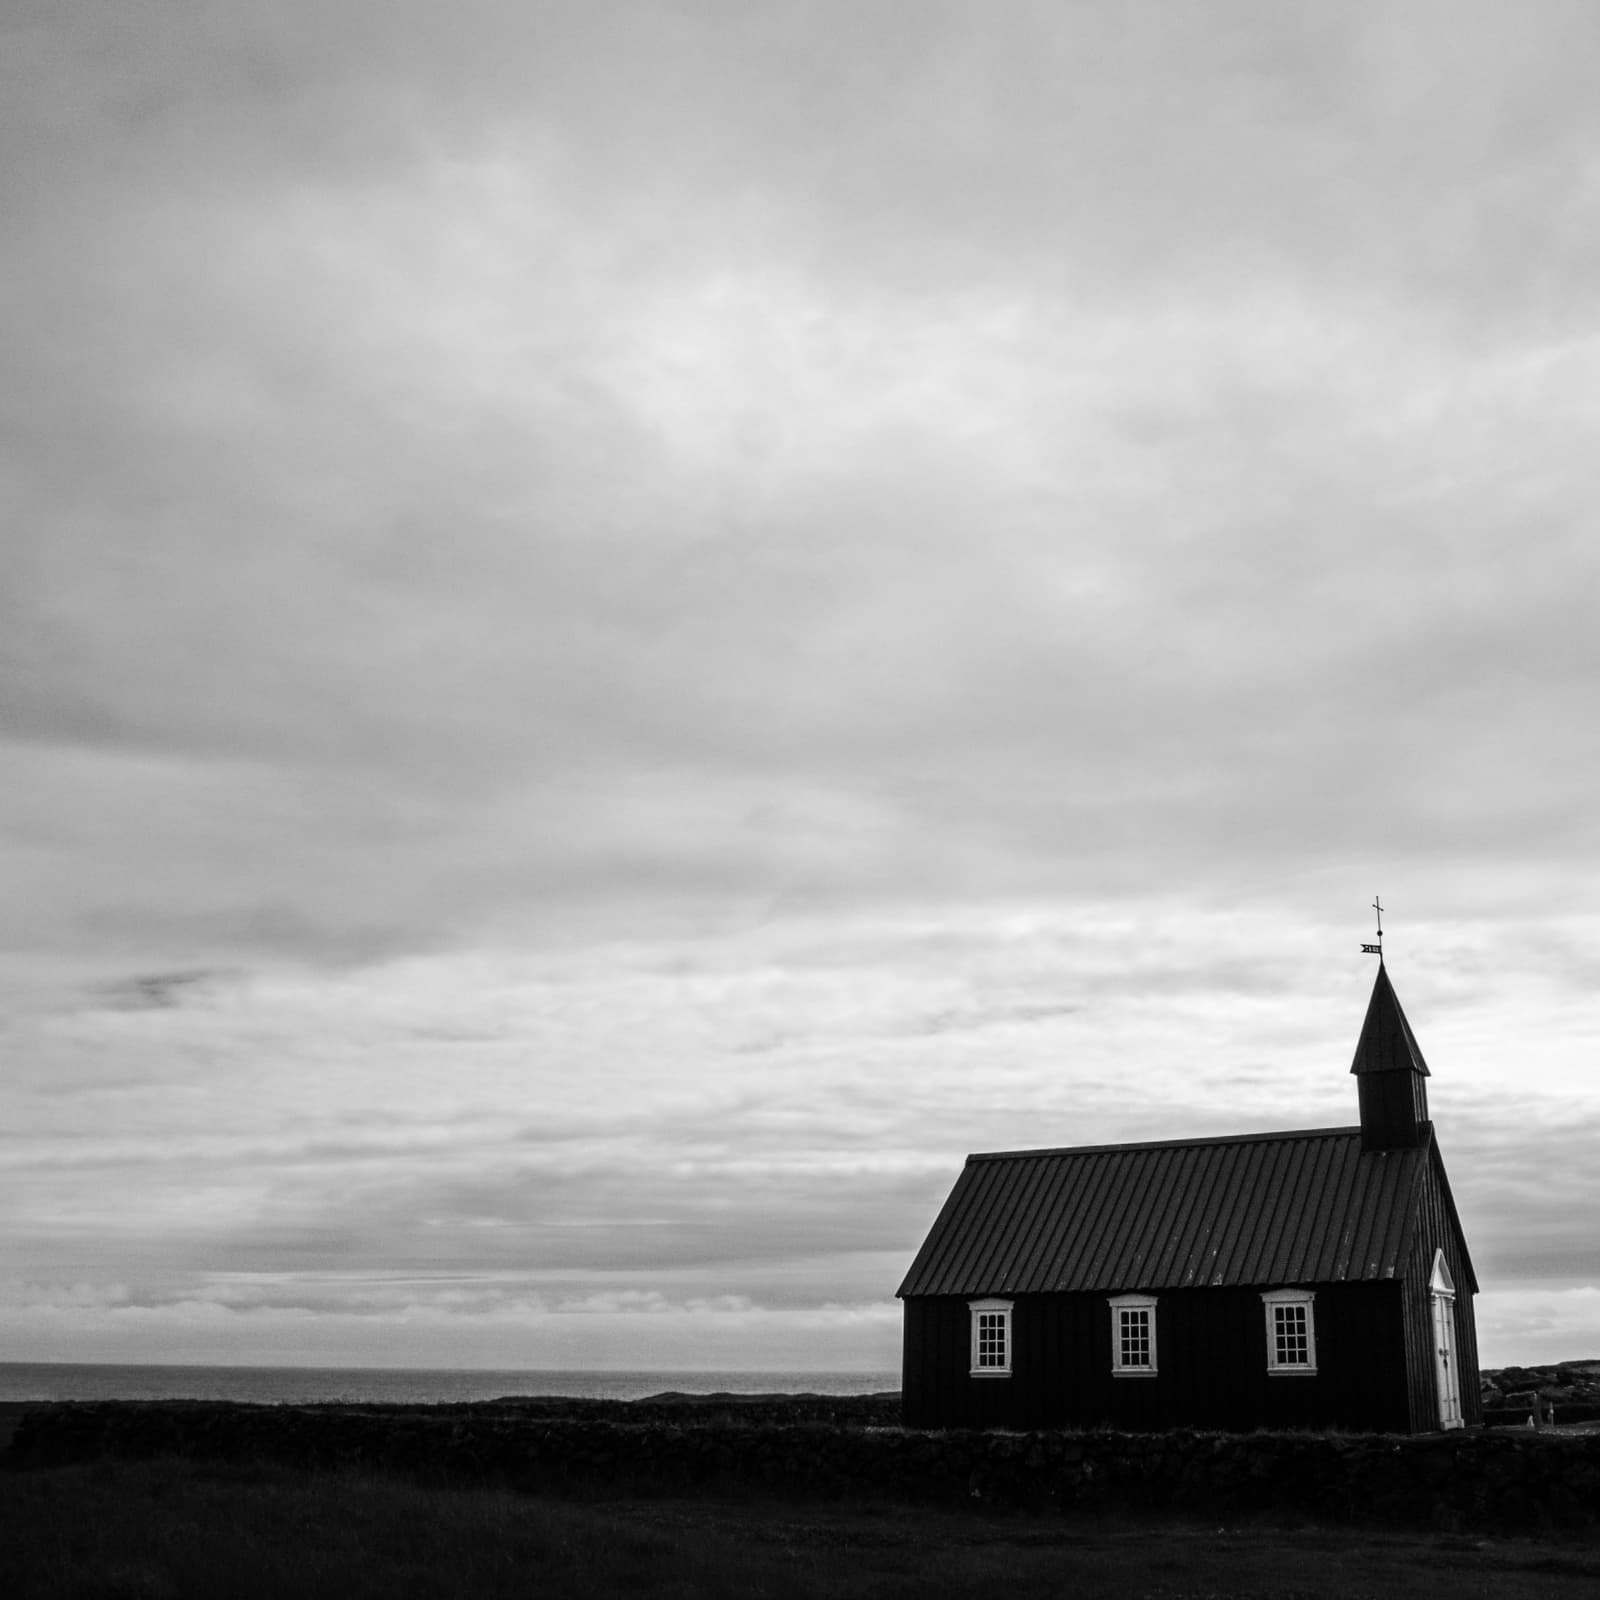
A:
[1481,1361,1600,1427]
[11,1400,1600,1530]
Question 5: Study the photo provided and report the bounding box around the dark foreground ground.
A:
[3,1454,1600,1600]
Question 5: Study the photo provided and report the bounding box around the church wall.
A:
[902,1282,1411,1432]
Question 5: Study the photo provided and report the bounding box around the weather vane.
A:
[1362,896,1383,959]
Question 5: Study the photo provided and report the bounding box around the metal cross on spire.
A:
[1362,895,1384,959]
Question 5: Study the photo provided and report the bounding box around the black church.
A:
[898,960,1480,1433]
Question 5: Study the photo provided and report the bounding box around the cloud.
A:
[5,915,1598,1368]
[3,2,1600,1368]
[1477,1288,1600,1369]
[92,969,227,1012]
[0,1273,902,1371]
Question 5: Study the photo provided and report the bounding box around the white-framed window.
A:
[1108,1293,1158,1376]
[1261,1289,1317,1375]
[968,1298,1013,1377]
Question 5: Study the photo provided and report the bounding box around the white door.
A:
[1429,1250,1463,1430]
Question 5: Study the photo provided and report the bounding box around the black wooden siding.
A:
[1358,1069,1431,1153]
[902,1282,1411,1432]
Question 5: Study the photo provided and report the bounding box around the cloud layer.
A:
[4,2,1600,1369]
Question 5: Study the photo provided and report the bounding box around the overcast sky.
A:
[3,2,1598,1374]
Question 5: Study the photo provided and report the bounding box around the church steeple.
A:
[1350,960,1431,1151]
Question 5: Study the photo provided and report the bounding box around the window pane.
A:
[1274,1303,1309,1364]
[1119,1307,1151,1367]
[977,1311,1007,1367]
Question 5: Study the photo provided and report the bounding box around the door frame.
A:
[1429,1249,1463,1430]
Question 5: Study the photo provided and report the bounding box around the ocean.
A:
[0,1363,899,1406]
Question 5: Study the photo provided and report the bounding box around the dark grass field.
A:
[4,1453,1600,1600]
[0,1403,32,1454]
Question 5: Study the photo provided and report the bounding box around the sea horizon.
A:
[0,1361,900,1406]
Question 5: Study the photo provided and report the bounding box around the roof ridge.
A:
[966,1126,1363,1163]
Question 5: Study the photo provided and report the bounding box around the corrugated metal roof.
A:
[897,1125,1432,1298]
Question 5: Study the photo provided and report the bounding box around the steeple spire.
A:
[1350,960,1430,1151]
